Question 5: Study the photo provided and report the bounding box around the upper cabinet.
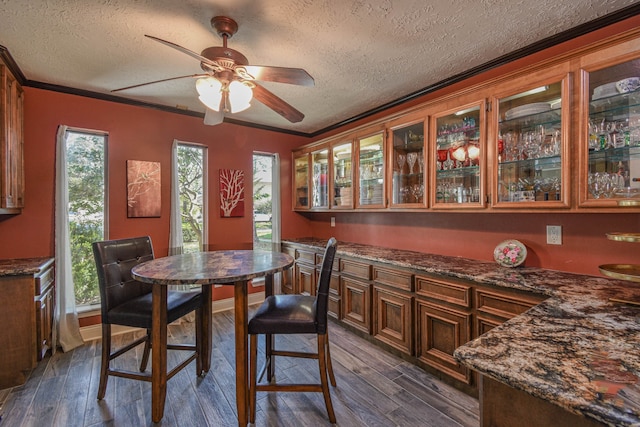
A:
[389,114,427,208]
[331,141,354,209]
[311,148,329,209]
[293,152,310,210]
[356,129,385,209]
[0,58,24,214]
[489,64,571,209]
[292,30,640,213]
[431,99,485,209]
[579,36,640,208]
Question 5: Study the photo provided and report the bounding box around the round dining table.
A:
[131,249,294,425]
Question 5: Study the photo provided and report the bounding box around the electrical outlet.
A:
[331,217,336,227]
[546,225,562,245]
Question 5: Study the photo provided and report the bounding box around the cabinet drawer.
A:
[415,275,471,308]
[340,259,372,280]
[295,249,317,265]
[35,266,54,296]
[476,288,542,320]
[373,266,413,291]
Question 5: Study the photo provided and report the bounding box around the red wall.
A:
[0,88,312,299]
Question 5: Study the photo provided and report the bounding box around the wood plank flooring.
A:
[0,309,479,426]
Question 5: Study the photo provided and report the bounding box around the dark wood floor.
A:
[0,309,479,426]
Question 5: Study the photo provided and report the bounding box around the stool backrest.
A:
[92,236,155,323]
[315,237,338,334]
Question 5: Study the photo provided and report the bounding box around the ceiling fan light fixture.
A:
[196,77,223,111]
[228,80,253,113]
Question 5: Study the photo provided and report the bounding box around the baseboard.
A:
[80,291,266,342]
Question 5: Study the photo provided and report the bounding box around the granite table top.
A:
[0,257,54,277]
[131,250,294,285]
[284,238,640,427]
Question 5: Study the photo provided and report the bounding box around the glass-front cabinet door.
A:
[492,71,570,208]
[389,117,426,207]
[579,43,640,208]
[356,130,385,208]
[293,152,310,209]
[311,148,329,209]
[331,141,353,209]
[431,102,485,208]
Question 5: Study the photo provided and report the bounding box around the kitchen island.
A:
[284,238,640,427]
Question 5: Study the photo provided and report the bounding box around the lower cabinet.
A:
[282,242,546,394]
[0,258,55,389]
[341,276,371,334]
[373,285,413,355]
[416,299,472,384]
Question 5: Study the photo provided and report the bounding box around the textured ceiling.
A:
[1,0,639,134]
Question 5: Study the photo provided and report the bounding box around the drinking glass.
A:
[397,153,406,174]
[407,152,418,174]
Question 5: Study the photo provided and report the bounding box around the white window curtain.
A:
[55,125,85,352]
[169,140,184,257]
[169,140,196,295]
[270,153,281,252]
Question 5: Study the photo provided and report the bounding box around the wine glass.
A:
[397,153,406,174]
[407,152,418,174]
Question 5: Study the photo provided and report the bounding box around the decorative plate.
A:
[494,239,527,268]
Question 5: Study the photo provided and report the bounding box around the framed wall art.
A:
[127,160,161,218]
[219,168,244,217]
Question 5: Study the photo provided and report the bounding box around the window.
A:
[176,143,207,253]
[65,130,107,307]
[253,153,280,251]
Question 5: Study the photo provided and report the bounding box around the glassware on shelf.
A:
[358,132,385,207]
[497,81,563,204]
[390,121,425,206]
[434,105,482,205]
[294,154,310,208]
[332,142,353,208]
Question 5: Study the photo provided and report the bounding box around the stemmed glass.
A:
[437,149,448,170]
[397,153,406,174]
[407,152,418,174]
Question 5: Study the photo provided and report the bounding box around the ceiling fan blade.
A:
[111,74,208,92]
[252,83,305,123]
[203,108,224,126]
[239,65,314,87]
[145,35,222,71]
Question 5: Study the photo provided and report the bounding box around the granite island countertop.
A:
[284,238,640,427]
[0,257,54,276]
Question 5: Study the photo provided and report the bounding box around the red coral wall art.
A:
[127,160,161,218]
[219,168,244,217]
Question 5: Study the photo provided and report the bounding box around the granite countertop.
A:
[284,238,640,427]
[0,257,54,276]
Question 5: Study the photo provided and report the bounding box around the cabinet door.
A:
[296,263,316,296]
[578,38,640,208]
[490,64,571,208]
[356,129,386,208]
[331,141,354,209]
[373,286,413,355]
[293,152,310,209]
[341,276,371,333]
[389,117,427,207]
[416,299,472,384]
[1,63,24,209]
[36,284,54,361]
[311,148,329,209]
[432,101,486,209]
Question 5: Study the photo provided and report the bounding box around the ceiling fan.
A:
[112,16,314,125]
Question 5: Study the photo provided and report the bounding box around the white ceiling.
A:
[1,0,639,134]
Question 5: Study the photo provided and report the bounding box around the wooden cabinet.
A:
[293,152,310,209]
[281,245,296,294]
[283,241,547,393]
[0,258,55,389]
[0,57,24,213]
[355,128,386,209]
[388,114,427,208]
